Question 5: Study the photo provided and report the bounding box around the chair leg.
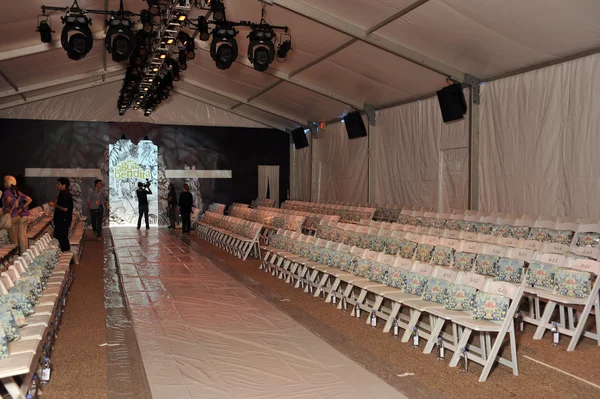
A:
[479,321,513,382]
[401,309,422,342]
[533,301,557,340]
[449,327,472,367]
[424,317,445,354]
[383,301,401,333]
[508,322,519,376]
[567,295,598,351]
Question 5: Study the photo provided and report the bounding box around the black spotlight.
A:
[211,0,225,22]
[248,25,275,72]
[105,17,136,63]
[186,40,195,60]
[60,13,93,60]
[36,19,53,43]
[198,16,210,41]
[179,50,188,70]
[210,24,238,70]
[147,0,160,16]
[277,37,292,59]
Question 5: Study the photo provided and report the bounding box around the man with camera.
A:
[136,180,152,230]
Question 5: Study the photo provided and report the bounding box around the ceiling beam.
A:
[0,31,106,62]
[0,65,126,99]
[194,39,365,110]
[174,88,293,132]
[0,74,124,111]
[180,76,309,126]
[268,0,469,82]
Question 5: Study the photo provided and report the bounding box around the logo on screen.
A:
[114,159,151,180]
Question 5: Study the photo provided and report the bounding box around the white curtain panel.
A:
[258,165,280,206]
[311,119,369,203]
[370,92,469,211]
[290,134,311,200]
[479,53,600,219]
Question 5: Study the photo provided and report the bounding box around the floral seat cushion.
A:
[453,252,476,271]
[339,254,358,272]
[403,272,428,296]
[576,232,600,249]
[387,268,407,289]
[399,240,418,259]
[513,226,531,240]
[354,259,374,278]
[368,236,387,252]
[548,230,574,246]
[415,244,435,263]
[421,277,449,303]
[495,258,525,283]
[472,292,510,321]
[493,224,515,238]
[526,260,558,289]
[528,227,551,242]
[474,255,500,277]
[384,238,402,255]
[443,284,478,311]
[369,263,390,284]
[553,268,592,298]
[430,246,454,266]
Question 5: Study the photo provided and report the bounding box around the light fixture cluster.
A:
[36,0,293,116]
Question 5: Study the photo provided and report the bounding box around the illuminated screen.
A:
[108,139,158,226]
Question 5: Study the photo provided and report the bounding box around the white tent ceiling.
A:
[0,0,599,130]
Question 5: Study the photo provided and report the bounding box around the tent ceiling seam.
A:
[0,68,25,101]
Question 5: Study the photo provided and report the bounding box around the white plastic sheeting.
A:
[479,53,600,219]
[112,229,404,399]
[310,120,369,203]
[370,93,469,211]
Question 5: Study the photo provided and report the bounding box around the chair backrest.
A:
[307,236,318,245]
[481,243,507,257]
[367,227,380,235]
[405,232,422,243]
[460,240,483,254]
[392,256,413,270]
[351,246,366,257]
[356,225,370,235]
[482,280,523,301]
[440,237,461,251]
[378,229,392,237]
[432,266,458,283]
[572,223,600,259]
[505,247,536,263]
[455,271,487,290]
[338,244,352,253]
[411,262,433,276]
[568,258,600,276]
[364,250,380,261]
[421,235,441,246]
[315,239,328,248]
[534,252,568,267]
[378,253,396,265]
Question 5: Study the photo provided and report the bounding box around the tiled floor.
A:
[111,228,405,399]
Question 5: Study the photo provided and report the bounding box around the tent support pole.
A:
[468,85,480,210]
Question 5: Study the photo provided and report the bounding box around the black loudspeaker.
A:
[291,127,309,149]
[437,83,467,123]
[344,111,367,139]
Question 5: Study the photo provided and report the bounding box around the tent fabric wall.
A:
[370,93,469,211]
[290,137,311,201]
[479,53,600,219]
[258,165,280,207]
[310,120,368,203]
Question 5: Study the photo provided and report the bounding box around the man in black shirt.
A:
[50,177,73,252]
[178,183,193,234]
[136,182,152,229]
[167,183,177,229]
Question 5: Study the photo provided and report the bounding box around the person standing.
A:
[2,176,32,254]
[178,184,193,234]
[50,178,73,252]
[87,179,105,241]
[136,182,152,230]
[167,183,177,229]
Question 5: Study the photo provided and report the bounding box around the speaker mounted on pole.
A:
[344,111,367,139]
[291,127,309,149]
[436,83,467,123]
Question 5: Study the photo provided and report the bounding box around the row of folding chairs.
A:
[281,201,376,222]
[230,207,305,234]
[259,229,600,381]
[195,212,262,260]
[256,206,340,234]
[0,234,74,398]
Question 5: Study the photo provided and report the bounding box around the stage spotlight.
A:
[60,13,93,60]
[198,16,210,41]
[105,17,136,63]
[36,19,53,43]
[277,38,292,59]
[147,0,160,16]
[211,0,225,22]
[210,24,238,70]
[179,50,188,70]
[248,25,275,72]
[186,40,195,60]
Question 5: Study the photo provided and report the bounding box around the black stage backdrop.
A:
[0,119,289,222]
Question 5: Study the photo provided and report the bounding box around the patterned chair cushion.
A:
[576,232,600,249]
[453,252,476,271]
[495,258,525,283]
[387,268,407,289]
[478,223,495,236]
[369,236,387,252]
[332,228,345,243]
[339,254,358,272]
[526,260,558,289]
[354,259,374,278]
[553,268,592,298]
[421,277,449,303]
[445,220,460,231]
[348,232,362,247]
[398,215,411,225]
[369,263,389,284]
[528,227,551,242]
[474,255,500,276]
[548,230,574,246]
[414,244,435,262]
[384,238,402,255]
[472,292,510,321]
[443,284,478,311]
[513,226,531,240]
[432,219,447,229]
[316,226,330,240]
[458,220,476,232]
[493,224,515,238]
[399,240,418,259]
[320,248,334,266]
[291,240,305,255]
[0,304,19,341]
[0,326,7,360]
[403,272,428,296]
[358,234,372,249]
[430,246,454,266]
[420,217,434,228]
